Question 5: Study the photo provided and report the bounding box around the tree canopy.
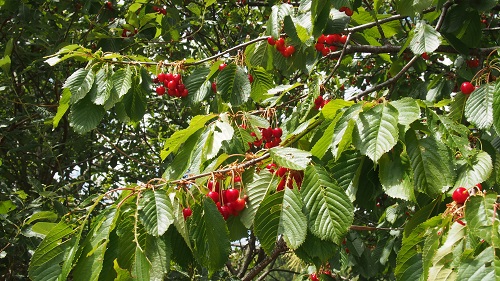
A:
[1,0,500,280]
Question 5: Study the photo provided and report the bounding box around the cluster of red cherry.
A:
[152,6,167,15]
[315,33,347,56]
[267,37,296,57]
[314,95,330,110]
[339,6,353,16]
[153,72,188,98]
[266,164,304,191]
[206,179,247,220]
[249,127,283,149]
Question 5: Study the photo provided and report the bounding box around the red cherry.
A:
[172,74,181,82]
[233,176,241,183]
[167,80,177,91]
[177,83,185,92]
[283,45,295,57]
[318,34,327,44]
[272,127,282,138]
[325,34,336,45]
[156,85,166,96]
[344,7,353,16]
[167,89,175,97]
[331,33,341,42]
[466,59,480,68]
[211,82,217,92]
[248,74,254,83]
[339,6,346,12]
[225,188,239,203]
[321,47,329,56]
[315,43,324,52]
[329,45,338,52]
[460,82,475,95]
[261,127,273,141]
[339,35,347,44]
[181,89,188,97]
[182,207,192,220]
[165,73,173,81]
[267,37,276,45]
[276,167,288,177]
[207,191,219,203]
[452,187,470,204]
[233,198,246,212]
[275,38,285,52]
[277,178,286,191]
[219,206,231,220]
[421,52,430,60]
[105,1,113,10]
[309,273,319,281]
[476,183,482,190]
[157,72,166,82]
[208,180,220,193]
[266,163,277,173]
[219,63,227,71]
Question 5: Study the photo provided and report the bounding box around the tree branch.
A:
[241,238,288,281]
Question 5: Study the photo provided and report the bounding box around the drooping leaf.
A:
[249,67,274,102]
[138,190,174,236]
[217,64,251,106]
[457,246,499,280]
[69,94,106,134]
[266,4,293,39]
[160,114,218,160]
[28,221,77,281]
[254,191,284,254]
[301,165,354,243]
[52,88,71,129]
[240,171,277,228]
[391,97,421,126]
[186,67,211,104]
[410,21,441,55]
[73,207,119,281]
[464,192,500,245]
[465,83,495,130]
[427,221,465,280]
[405,130,455,196]
[353,103,399,163]
[454,151,492,189]
[281,187,307,249]
[92,67,113,105]
[269,147,312,170]
[189,198,231,274]
[112,66,133,99]
[379,147,415,201]
[64,68,95,104]
[122,82,147,123]
[205,117,234,160]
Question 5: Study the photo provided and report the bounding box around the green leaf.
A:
[379,148,415,201]
[253,186,307,253]
[132,247,150,280]
[454,151,492,189]
[186,67,211,104]
[395,216,443,281]
[457,246,499,280]
[465,83,495,130]
[301,165,354,243]
[491,81,500,136]
[26,211,58,225]
[217,64,251,106]
[332,104,363,159]
[405,130,455,196]
[250,67,274,102]
[310,119,337,159]
[92,67,113,105]
[353,103,399,163]
[73,207,119,281]
[206,117,234,160]
[64,68,95,104]
[144,234,171,280]
[427,221,465,280]
[320,99,354,120]
[269,147,312,170]
[28,221,76,281]
[69,94,106,134]
[391,97,421,126]
[281,187,307,249]
[112,66,133,99]
[160,114,217,160]
[138,190,174,236]
[52,88,71,129]
[122,82,147,123]
[240,171,276,228]
[0,200,16,214]
[163,129,202,180]
[266,4,293,39]
[426,109,470,154]
[254,191,284,254]
[189,198,231,274]
[464,193,499,245]
[410,21,441,55]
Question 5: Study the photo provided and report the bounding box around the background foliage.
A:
[1,0,499,280]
